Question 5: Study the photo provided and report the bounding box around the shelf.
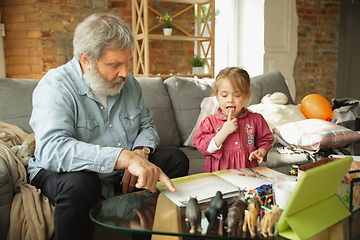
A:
[134,34,211,42]
[149,0,212,3]
[132,0,215,78]
[148,35,211,41]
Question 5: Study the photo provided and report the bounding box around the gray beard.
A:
[84,66,126,96]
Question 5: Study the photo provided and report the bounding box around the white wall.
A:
[214,0,298,101]
[264,0,298,101]
[215,0,264,78]
[235,0,264,77]
[214,1,231,75]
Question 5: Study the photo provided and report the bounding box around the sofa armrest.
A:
[0,156,12,240]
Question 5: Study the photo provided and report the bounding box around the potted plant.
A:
[190,55,206,75]
[157,13,173,36]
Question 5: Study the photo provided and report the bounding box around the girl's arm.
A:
[214,109,238,148]
[193,116,223,159]
[249,113,274,163]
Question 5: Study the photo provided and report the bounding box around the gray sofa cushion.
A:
[249,71,294,105]
[180,147,206,175]
[0,78,39,134]
[164,77,213,144]
[137,77,181,148]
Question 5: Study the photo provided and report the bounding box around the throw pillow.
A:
[138,77,181,147]
[248,103,306,132]
[273,119,360,152]
[183,96,219,147]
[164,77,214,144]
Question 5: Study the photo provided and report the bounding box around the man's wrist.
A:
[134,146,151,155]
[114,149,131,170]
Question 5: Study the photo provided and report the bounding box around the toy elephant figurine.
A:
[205,191,228,231]
[185,197,202,233]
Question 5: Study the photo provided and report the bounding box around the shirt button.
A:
[101,167,105,171]
[235,142,239,145]
[100,106,104,110]
[109,124,112,128]
[118,143,122,147]
[130,116,133,119]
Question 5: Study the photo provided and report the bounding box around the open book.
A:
[156,167,295,207]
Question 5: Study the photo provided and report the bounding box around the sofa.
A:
[0,71,311,239]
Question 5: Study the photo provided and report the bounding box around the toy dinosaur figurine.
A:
[259,204,281,237]
[205,191,228,231]
[185,197,202,233]
[226,188,247,232]
[242,195,262,237]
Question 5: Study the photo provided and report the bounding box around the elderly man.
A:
[28,13,189,240]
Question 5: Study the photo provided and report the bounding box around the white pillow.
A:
[184,96,218,147]
[274,119,360,152]
[248,103,306,131]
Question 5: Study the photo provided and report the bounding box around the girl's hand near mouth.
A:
[214,109,238,148]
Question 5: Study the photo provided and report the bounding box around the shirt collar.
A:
[71,57,92,97]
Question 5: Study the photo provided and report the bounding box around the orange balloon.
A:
[301,94,332,121]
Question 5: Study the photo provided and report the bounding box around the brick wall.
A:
[294,0,340,103]
[0,0,194,79]
[146,1,194,75]
[1,1,42,79]
[1,1,340,102]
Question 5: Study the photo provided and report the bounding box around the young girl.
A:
[193,67,274,172]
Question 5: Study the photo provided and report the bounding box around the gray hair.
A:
[73,12,134,62]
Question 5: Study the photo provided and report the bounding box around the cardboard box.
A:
[298,157,360,212]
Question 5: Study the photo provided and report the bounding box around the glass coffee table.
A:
[90,189,358,240]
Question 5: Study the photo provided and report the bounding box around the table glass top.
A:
[90,190,358,239]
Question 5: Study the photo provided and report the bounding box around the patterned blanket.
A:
[0,122,54,240]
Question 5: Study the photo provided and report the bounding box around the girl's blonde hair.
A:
[213,67,252,105]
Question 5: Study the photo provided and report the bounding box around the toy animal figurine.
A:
[226,188,247,232]
[185,197,202,234]
[242,196,262,237]
[205,191,228,231]
[258,204,281,237]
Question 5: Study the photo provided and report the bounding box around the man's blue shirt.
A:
[28,57,159,198]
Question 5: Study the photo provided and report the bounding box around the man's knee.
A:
[170,147,190,169]
[56,171,102,202]
[152,147,189,178]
